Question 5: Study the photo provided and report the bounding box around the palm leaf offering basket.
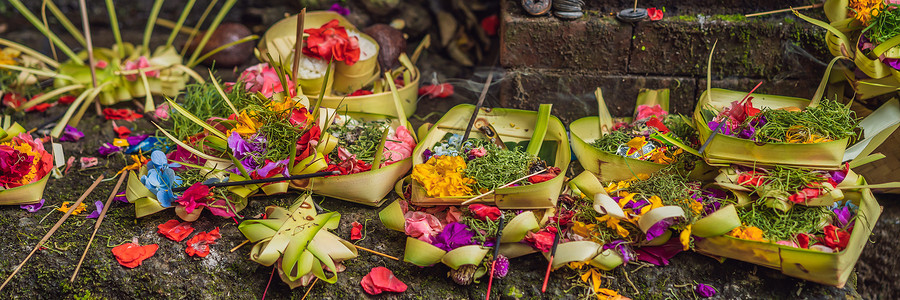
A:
[409,104,570,208]
[692,179,881,287]
[257,11,423,118]
[570,87,712,182]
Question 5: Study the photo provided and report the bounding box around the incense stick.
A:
[172,171,339,192]
[354,245,400,261]
[698,81,763,154]
[461,169,546,205]
[541,232,561,293]
[301,278,318,300]
[78,0,97,88]
[745,3,823,18]
[0,175,105,291]
[460,72,495,151]
[485,215,506,300]
[230,239,250,252]
[71,173,127,282]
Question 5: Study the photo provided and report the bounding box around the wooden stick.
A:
[301,277,318,300]
[78,0,97,89]
[291,8,307,84]
[461,169,546,205]
[459,72,495,151]
[745,3,823,18]
[230,239,250,252]
[0,175,104,291]
[70,173,127,282]
[354,245,400,261]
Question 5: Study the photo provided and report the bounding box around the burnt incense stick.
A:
[172,171,339,192]
[71,173,127,282]
[745,3,823,18]
[0,175,105,291]
[460,72,495,151]
[541,231,561,293]
[485,215,506,300]
[698,81,763,154]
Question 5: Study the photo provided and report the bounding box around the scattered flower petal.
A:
[20,199,45,212]
[185,227,221,257]
[157,219,195,242]
[350,221,363,240]
[111,242,158,268]
[86,200,104,219]
[360,267,407,295]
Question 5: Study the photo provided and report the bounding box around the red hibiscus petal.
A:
[185,227,221,257]
[114,126,131,139]
[468,204,501,221]
[111,243,158,268]
[157,219,195,242]
[350,221,363,240]
[361,267,407,295]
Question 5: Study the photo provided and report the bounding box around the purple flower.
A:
[87,200,104,219]
[98,143,122,156]
[329,3,350,16]
[59,125,84,142]
[492,254,509,278]
[645,218,675,241]
[884,57,900,70]
[737,127,755,140]
[696,283,716,298]
[114,194,128,203]
[829,169,847,184]
[707,121,732,136]
[602,240,634,263]
[750,116,767,128]
[20,199,45,212]
[634,237,682,266]
[255,159,291,178]
[422,149,434,161]
[703,201,722,216]
[431,222,476,251]
[834,206,852,228]
[126,134,149,146]
[625,198,650,211]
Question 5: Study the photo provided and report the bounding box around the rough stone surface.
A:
[501,14,631,71]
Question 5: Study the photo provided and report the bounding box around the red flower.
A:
[58,95,77,105]
[185,227,221,257]
[349,89,374,96]
[26,102,53,112]
[527,166,561,184]
[114,125,131,139]
[103,108,143,121]
[819,225,850,251]
[796,233,811,249]
[303,19,361,65]
[788,188,821,204]
[360,267,408,295]
[418,83,454,99]
[480,15,499,36]
[468,204,501,221]
[525,227,557,252]
[2,93,26,109]
[645,117,670,134]
[157,220,195,242]
[350,221,363,240]
[647,7,664,21]
[736,172,764,187]
[111,242,158,268]
[175,183,211,214]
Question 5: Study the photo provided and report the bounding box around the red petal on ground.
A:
[157,219,195,242]
[185,227,221,257]
[361,267,407,295]
[350,221,363,240]
[111,242,158,268]
[417,83,454,99]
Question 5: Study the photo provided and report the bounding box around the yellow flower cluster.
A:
[0,48,20,66]
[850,0,884,25]
[230,111,261,137]
[728,226,766,242]
[412,156,475,197]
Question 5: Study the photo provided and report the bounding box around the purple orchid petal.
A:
[59,125,85,142]
[126,134,150,146]
[634,237,683,266]
[696,283,716,298]
[707,121,732,136]
[835,206,851,228]
[87,200,104,219]
[20,199,45,212]
[431,222,476,252]
[98,143,122,156]
[645,218,675,241]
[113,194,128,203]
[329,3,350,16]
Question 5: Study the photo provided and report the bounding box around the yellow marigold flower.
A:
[850,0,884,25]
[58,202,87,215]
[604,181,630,194]
[728,226,766,242]
[572,221,597,238]
[680,225,692,251]
[230,111,261,136]
[0,48,20,66]
[412,156,475,197]
[9,141,40,185]
[597,215,630,237]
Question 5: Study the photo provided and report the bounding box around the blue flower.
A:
[140,150,182,207]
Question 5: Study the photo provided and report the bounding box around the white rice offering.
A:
[296,55,328,79]
[348,30,377,61]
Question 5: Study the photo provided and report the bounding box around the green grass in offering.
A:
[865,4,900,44]
[170,80,251,140]
[589,129,631,153]
[326,119,391,164]
[465,144,535,190]
[737,203,829,241]
[752,98,859,143]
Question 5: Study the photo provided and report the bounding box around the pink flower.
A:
[234,63,295,98]
[381,126,416,167]
[636,104,667,120]
[404,211,443,242]
[122,56,159,81]
[468,147,487,158]
[154,102,170,119]
[175,183,210,214]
